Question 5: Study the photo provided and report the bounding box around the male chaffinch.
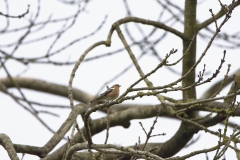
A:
[89,84,121,106]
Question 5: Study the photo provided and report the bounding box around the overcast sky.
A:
[1,0,240,160]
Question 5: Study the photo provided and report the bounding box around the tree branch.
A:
[197,1,240,31]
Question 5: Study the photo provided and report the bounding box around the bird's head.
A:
[111,84,121,89]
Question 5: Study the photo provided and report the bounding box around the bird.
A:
[89,84,121,106]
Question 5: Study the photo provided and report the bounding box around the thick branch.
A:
[0,134,19,160]
[182,0,197,100]
[0,77,92,103]
[45,100,240,160]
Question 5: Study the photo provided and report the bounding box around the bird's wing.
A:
[100,88,113,97]
[89,88,113,104]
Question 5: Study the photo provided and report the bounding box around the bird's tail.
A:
[89,97,106,107]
